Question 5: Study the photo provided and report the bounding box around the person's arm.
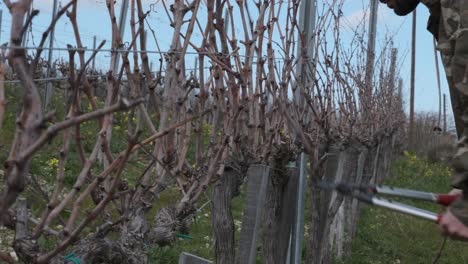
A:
[381,0,468,241]
[379,0,420,16]
[441,140,468,240]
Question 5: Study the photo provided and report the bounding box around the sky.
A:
[0,0,452,120]
[339,1,449,117]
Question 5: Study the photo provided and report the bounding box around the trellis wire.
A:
[2,45,303,62]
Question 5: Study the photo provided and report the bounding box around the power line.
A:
[2,66,213,84]
[3,75,103,84]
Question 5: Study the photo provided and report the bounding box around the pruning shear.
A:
[319,182,460,223]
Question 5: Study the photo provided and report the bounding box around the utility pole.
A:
[409,10,417,147]
[114,0,130,75]
[443,94,447,132]
[92,35,97,71]
[0,10,3,43]
[44,0,58,110]
[433,38,442,127]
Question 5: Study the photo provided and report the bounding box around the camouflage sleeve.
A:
[451,136,468,224]
[450,195,468,224]
[437,0,468,225]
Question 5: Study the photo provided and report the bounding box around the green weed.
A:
[344,152,468,264]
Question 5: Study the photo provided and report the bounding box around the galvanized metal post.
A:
[365,0,378,88]
[224,8,230,33]
[290,152,307,264]
[443,94,447,132]
[291,0,317,262]
[44,0,58,110]
[21,6,31,47]
[114,0,130,74]
[92,35,96,71]
[295,0,317,107]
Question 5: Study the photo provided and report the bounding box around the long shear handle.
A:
[375,185,459,206]
[354,193,440,223]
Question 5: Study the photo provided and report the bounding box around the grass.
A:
[343,151,468,264]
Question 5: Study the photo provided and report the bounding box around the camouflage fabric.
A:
[419,0,468,224]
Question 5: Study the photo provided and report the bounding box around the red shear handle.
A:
[437,213,442,224]
[436,194,460,207]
